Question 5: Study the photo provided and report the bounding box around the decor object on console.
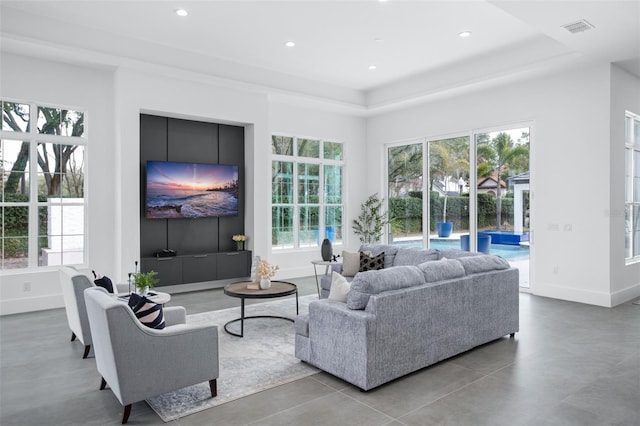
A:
[352,193,390,243]
[84,286,219,424]
[321,238,333,261]
[295,244,519,391]
[256,259,279,290]
[232,234,248,251]
[132,270,159,295]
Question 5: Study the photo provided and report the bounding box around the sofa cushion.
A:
[359,251,385,272]
[417,259,466,282]
[328,272,351,303]
[342,251,360,276]
[359,244,398,268]
[393,248,440,266]
[456,255,510,275]
[347,265,426,310]
[438,250,482,260]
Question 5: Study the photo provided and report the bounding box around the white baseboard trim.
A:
[610,283,640,307]
[533,283,613,307]
[0,294,64,316]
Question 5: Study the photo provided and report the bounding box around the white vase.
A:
[259,278,271,290]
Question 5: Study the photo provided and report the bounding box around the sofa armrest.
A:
[329,262,343,275]
[307,300,376,389]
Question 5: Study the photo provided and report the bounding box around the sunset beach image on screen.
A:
[145,161,239,219]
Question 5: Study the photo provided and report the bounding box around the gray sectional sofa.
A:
[295,244,519,391]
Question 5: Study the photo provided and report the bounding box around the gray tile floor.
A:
[1,276,639,426]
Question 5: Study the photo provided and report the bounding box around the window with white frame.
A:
[625,111,640,261]
[271,135,344,250]
[1,100,86,270]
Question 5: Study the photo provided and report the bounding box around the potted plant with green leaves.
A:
[353,193,390,244]
[132,270,159,295]
[430,140,468,237]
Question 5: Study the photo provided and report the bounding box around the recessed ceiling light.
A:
[175,9,188,17]
[459,31,472,38]
[368,65,377,70]
[284,41,296,47]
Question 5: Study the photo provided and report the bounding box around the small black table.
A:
[223,280,298,337]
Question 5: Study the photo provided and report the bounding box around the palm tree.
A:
[429,138,469,224]
[477,132,529,230]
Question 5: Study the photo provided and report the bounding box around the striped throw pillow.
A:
[127,294,165,329]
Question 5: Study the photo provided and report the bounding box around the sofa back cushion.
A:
[417,259,466,282]
[393,248,440,266]
[438,250,482,260]
[359,244,398,268]
[456,255,510,275]
[347,265,425,310]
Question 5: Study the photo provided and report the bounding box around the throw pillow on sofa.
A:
[342,251,360,276]
[359,251,385,272]
[328,272,351,303]
[128,293,166,329]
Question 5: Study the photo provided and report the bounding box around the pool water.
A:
[394,238,529,261]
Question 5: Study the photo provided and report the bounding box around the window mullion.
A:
[28,103,39,268]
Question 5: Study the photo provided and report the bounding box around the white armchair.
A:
[84,286,219,424]
[59,266,95,358]
[59,266,129,358]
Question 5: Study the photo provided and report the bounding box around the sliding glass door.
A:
[387,142,424,247]
[475,126,530,287]
[428,136,470,249]
[386,125,531,288]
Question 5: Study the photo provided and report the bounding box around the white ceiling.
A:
[1,0,639,110]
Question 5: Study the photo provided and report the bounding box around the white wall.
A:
[609,64,640,305]
[267,101,367,279]
[0,53,116,314]
[113,68,270,283]
[368,63,636,307]
[2,53,637,314]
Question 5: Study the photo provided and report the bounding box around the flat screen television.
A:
[145,161,239,219]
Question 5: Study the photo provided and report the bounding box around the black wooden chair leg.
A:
[510,332,516,338]
[82,345,91,359]
[122,404,131,424]
[209,379,217,398]
[71,332,76,341]
[99,377,107,390]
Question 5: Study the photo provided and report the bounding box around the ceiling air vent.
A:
[561,19,595,34]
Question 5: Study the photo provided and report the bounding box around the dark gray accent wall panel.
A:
[218,124,245,252]
[140,115,169,257]
[167,118,218,163]
[168,218,219,255]
[139,114,248,283]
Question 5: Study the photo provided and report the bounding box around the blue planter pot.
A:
[460,234,491,254]
[436,222,454,238]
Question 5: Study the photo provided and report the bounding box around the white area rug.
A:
[146,294,319,422]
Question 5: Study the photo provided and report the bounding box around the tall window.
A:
[625,112,640,261]
[271,135,344,250]
[1,100,86,270]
